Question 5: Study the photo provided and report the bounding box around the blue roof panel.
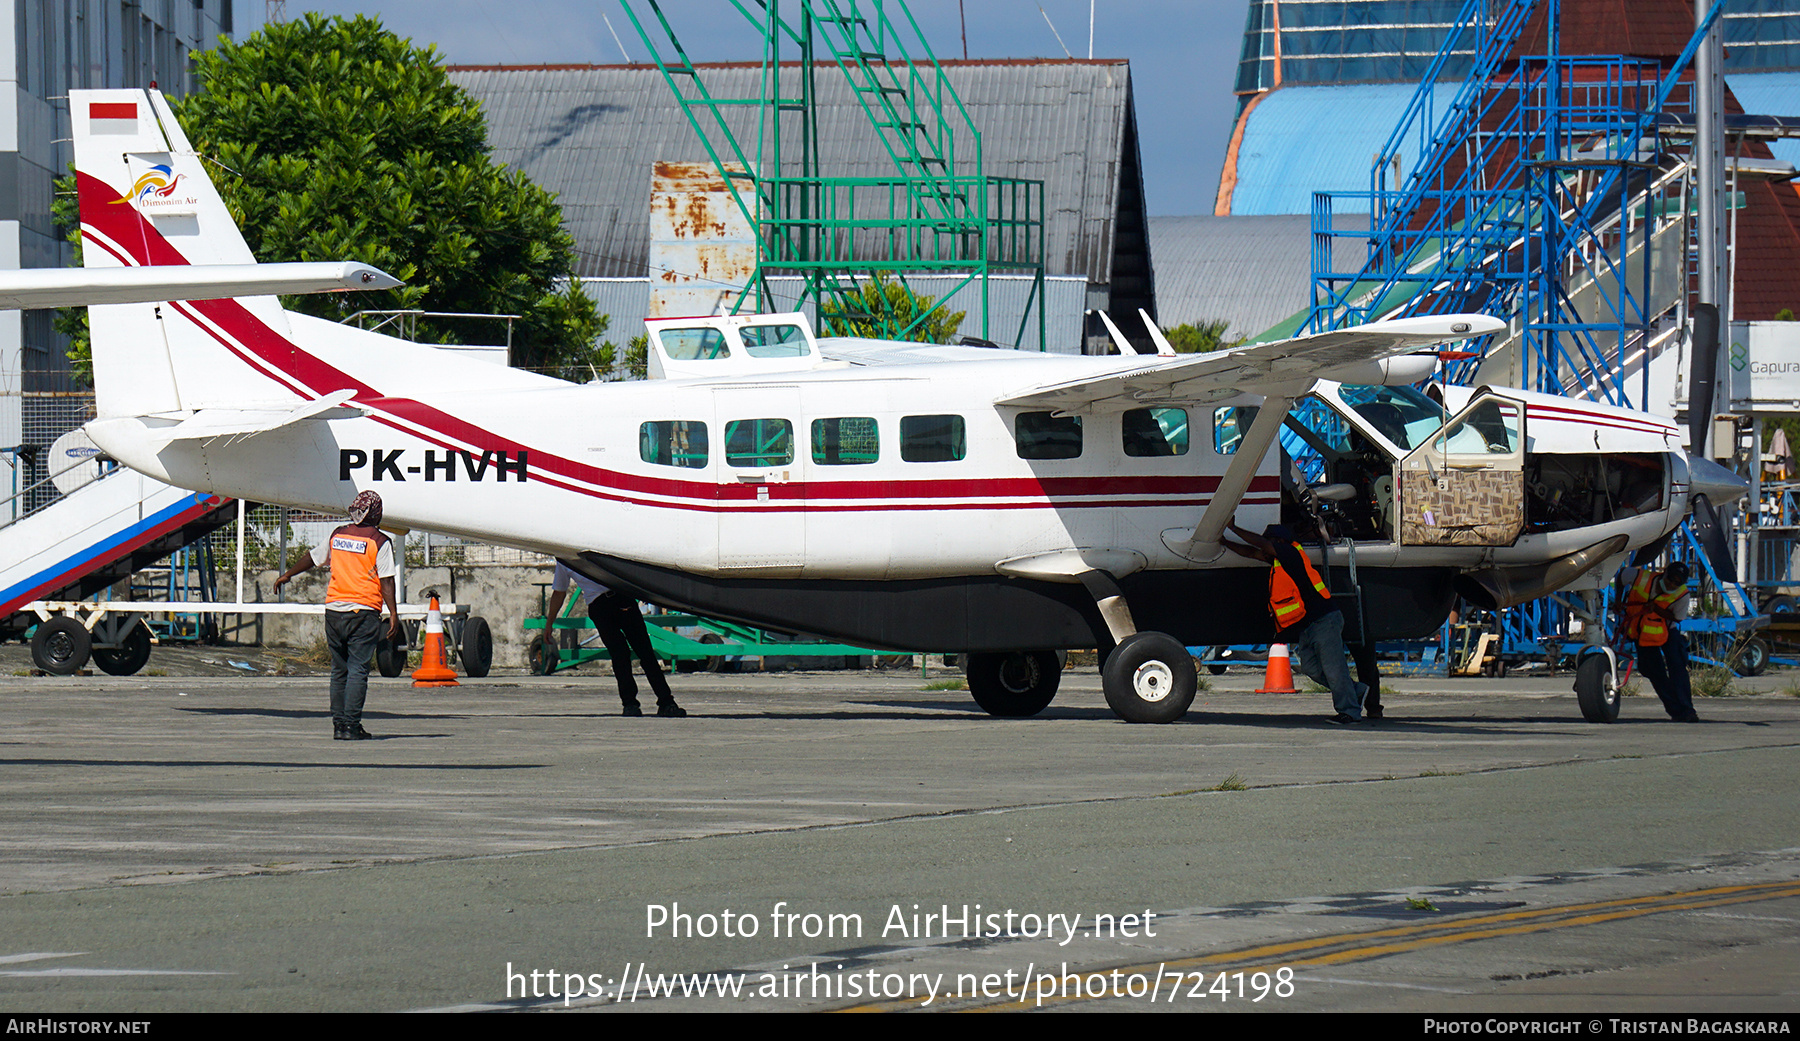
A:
[1729,71,1800,169]
[1227,83,1437,216]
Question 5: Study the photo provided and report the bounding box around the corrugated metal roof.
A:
[1222,82,1436,216]
[576,274,1089,360]
[1150,214,1369,341]
[449,61,1139,286]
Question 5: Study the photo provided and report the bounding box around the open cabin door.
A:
[1397,393,1526,546]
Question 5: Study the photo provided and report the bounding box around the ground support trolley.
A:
[524,606,906,676]
[22,599,492,678]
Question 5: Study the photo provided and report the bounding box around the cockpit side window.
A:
[1335,384,1449,452]
[1433,398,1521,456]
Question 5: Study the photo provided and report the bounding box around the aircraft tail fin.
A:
[73,88,302,418]
[73,88,565,425]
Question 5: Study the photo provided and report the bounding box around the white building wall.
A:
[1,0,232,499]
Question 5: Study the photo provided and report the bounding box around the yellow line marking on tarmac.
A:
[834,879,1800,1012]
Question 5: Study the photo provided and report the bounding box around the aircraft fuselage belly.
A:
[585,552,1457,651]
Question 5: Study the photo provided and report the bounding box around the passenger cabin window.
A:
[1213,405,1260,455]
[640,420,709,468]
[725,418,794,467]
[740,324,809,358]
[812,417,879,465]
[659,327,730,361]
[900,415,966,462]
[1015,411,1082,460]
[1123,408,1188,457]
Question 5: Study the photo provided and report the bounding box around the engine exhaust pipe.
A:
[1454,535,1630,611]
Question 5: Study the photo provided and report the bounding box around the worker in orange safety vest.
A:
[1620,561,1698,723]
[274,490,401,740]
[1223,518,1371,724]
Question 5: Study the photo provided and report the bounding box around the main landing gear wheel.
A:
[93,621,153,676]
[1103,632,1197,724]
[964,650,1062,717]
[1574,653,1620,723]
[31,616,91,675]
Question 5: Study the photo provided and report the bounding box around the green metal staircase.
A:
[622,0,1047,347]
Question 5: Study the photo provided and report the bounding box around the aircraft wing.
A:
[996,314,1506,411]
[0,262,400,310]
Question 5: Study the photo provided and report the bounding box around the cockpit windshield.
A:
[1334,384,1448,452]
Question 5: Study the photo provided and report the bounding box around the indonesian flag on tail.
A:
[87,100,139,135]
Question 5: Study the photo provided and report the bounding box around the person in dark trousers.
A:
[273,490,400,740]
[1621,561,1699,722]
[1350,641,1383,720]
[1223,518,1367,724]
[544,562,686,717]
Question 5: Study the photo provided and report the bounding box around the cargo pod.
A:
[1398,394,1525,547]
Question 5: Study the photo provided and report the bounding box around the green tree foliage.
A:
[61,14,607,380]
[818,272,967,343]
[1161,319,1238,354]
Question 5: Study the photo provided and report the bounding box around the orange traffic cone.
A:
[1256,643,1299,694]
[411,596,461,687]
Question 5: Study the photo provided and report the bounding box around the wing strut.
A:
[1165,395,1296,561]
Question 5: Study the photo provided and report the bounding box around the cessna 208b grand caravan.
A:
[69,89,1742,723]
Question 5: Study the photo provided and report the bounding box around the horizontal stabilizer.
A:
[997,314,1504,411]
[144,389,364,444]
[0,262,400,310]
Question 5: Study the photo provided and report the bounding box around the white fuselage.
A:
[89,348,1281,581]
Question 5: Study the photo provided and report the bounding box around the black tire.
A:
[698,631,727,673]
[1575,652,1620,723]
[675,631,728,674]
[31,616,91,675]
[1735,637,1770,677]
[1102,632,1198,724]
[1208,664,1228,676]
[964,650,1062,717]
[375,636,406,678]
[461,616,493,678]
[1763,594,1797,619]
[92,622,152,677]
[527,634,559,676]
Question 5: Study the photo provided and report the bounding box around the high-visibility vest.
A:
[325,524,388,610]
[1623,569,1684,647]
[1269,551,1331,630]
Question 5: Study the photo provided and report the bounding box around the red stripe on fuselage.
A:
[1526,403,1675,435]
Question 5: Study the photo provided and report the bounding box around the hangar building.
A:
[449,59,1154,355]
